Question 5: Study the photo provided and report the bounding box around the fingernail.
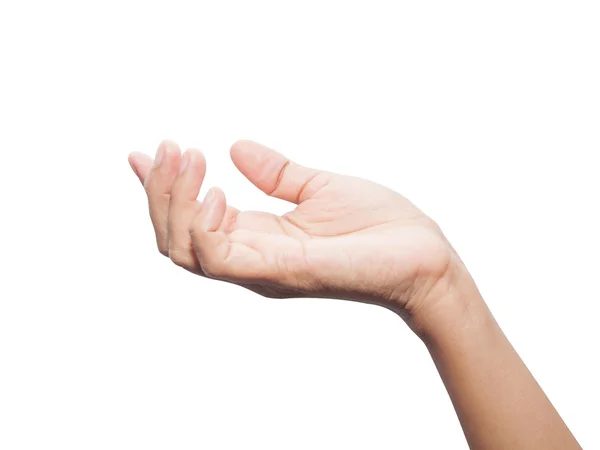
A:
[155,145,165,166]
[202,188,221,231]
[204,188,215,205]
[128,154,140,177]
[179,152,190,174]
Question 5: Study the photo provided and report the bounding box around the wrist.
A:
[394,255,489,343]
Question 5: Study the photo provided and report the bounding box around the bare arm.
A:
[404,260,581,450]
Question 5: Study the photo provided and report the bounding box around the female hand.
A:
[128,140,582,450]
[128,140,461,322]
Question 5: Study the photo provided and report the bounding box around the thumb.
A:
[229,140,328,204]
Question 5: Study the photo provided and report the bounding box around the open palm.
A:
[129,140,453,310]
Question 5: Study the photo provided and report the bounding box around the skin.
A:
[128,139,582,449]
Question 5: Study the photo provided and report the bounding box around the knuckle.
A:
[188,225,198,240]
[200,259,222,279]
[156,236,169,257]
[267,159,291,196]
[188,220,202,240]
[168,248,187,267]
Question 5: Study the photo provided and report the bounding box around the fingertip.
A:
[229,140,260,167]
[173,149,206,200]
[229,139,253,156]
[160,139,180,151]
[128,151,153,184]
[193,187,227,232]
[187,148,207,170]
[128,150,144,165]
[209,186,226,202]
[205,186,227,213]
[186,147,204,157]
[128,152,140,175]
[157,140,181,166]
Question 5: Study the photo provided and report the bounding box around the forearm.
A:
[407,266,581,450]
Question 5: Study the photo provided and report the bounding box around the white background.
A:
[1,1,598,448]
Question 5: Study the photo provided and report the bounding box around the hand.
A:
[129,141,582,450]
[128,140,459,318]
